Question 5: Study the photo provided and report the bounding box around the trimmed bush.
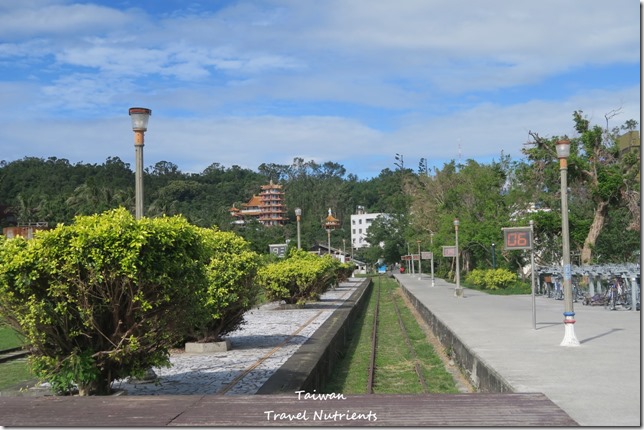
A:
[465,269,487,288]
[484,268,518,290]
[256,249,343,305]
[195,228,260,342]
[466,268,518,290]
[0,208,259,395]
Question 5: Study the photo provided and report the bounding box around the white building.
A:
[350,206,388,249]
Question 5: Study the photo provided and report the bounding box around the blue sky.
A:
[0,0,640,179]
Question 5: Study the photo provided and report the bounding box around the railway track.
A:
[218,285,357,395]
[366,275,429,394]
[366,276,381,394]
[0,346,29,364]
[217,309,325,395]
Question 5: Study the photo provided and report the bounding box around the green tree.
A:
[363,214,407,265]
[407,159,512,274]
[522,111,640,264]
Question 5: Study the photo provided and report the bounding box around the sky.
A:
[0,0,640,180]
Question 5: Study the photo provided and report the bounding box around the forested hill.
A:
[0,156,411,253]
[0,111,640,269]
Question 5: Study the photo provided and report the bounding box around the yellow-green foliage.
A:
[466,268,517,290]
[0,208,258,395]
[256,249,345,305]
[465,269,487,287]
[197,228,259,341]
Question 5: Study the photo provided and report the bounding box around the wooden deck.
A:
[0,393,578,426]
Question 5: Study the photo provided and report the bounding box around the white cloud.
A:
[0,0,639,180]
[0,2,133,39]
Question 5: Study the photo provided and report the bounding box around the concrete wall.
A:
[398,282,514,393]
[257,277,372,394]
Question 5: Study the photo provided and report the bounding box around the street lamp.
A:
[323,208,340,256]
[430,232,435,286]
[454,219,463,297]
[295,208,302,250]
[417,239,422,280]
[556,139,579,347]
[491,243,496,269]
[129,107,151,220]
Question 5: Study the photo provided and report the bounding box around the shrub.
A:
[0,209,209,395]
[256,250,342,305]
[465,269,487,287]
[194,228,260,342]
[483,268,518,290]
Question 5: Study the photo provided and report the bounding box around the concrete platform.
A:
[394,274,641,427]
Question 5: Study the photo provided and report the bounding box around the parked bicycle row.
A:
[536,264,640,311]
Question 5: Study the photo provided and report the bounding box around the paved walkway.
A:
[394,273,641,427]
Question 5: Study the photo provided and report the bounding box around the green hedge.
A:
[0,208,259,395]
[465,268,518,290]
[256,249,351,305]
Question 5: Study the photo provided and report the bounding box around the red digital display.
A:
[502,228,532,250]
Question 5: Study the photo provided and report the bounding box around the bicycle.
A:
[553,279,564,300]
[572,281,586,303]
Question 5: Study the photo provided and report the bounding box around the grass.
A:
[0,319,34,392]
[0,359,36,391]
[463,280,532,295]
[323,276,460,394]
[0,321,25,350]
[322,279,376,394]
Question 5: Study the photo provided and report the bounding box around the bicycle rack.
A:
[535,263,641,310]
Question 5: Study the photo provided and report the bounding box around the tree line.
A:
[0,110,639,275]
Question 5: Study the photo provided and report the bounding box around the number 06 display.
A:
[502,227,532,250]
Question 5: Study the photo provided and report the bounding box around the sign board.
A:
[377,265,387,274]
[412,254,420,261]
[421,251,433,260]
[502,227,533,250]
[268,243,288,258]
[401,255,411,261]
[442,246,456,257]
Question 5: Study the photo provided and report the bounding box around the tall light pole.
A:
[454,219,463,297]
[417,239,422,280]
[430,232,435,286]
[129,107,151,220]
[556,140,579,347]
[491,243,496,269]
[323,208,340,257]
[295,208,302,250]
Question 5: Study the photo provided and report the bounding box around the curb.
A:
[257,277,372,394]
[397,280,515,393]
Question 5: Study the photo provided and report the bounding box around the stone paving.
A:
[112,279,363,396]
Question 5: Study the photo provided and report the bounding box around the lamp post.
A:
[417,239,422,280]
[323,208,340,256]
[491,243,496,269]
[129,107,151,220]
[556,140,579,346]
[128,107,156,383]
[430,232,435,286]
[454,219,463,297]
[295,208,302,250]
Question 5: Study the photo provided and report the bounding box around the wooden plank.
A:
[185,394,578,427]
[0,393,578,426]
[0,395,203,427]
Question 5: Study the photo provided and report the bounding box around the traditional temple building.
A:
[230,181,287,226]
